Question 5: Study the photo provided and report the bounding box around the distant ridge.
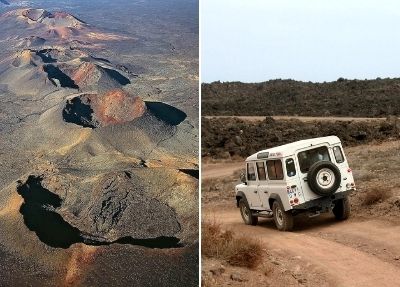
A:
[202,78,400,117]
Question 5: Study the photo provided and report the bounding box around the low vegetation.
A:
[362,187,392,206]
[202,220,263,269]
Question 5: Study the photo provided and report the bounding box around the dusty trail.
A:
[205,208,400,287]
[202,162,242,180]
[202,148,400,286]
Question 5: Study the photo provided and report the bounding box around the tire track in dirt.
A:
[206,208,400,287]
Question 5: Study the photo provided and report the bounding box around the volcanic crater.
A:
[62,89,187,128]
[17,174,182,249]
[0,4,198,287]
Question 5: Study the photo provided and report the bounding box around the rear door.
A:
[284,157,305,207]
[296,144,331,201]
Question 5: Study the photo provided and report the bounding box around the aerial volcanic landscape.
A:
[0,2,198,286]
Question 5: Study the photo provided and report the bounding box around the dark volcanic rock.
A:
[202,79,400,117]
[84,171,181,240]
[202,117,400,158]
[16,172,182,247]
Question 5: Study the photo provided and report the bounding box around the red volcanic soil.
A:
[88,89,146,127]
[47,27,79,39]
[63,90,146,128]
[71,62,99,86]
[92,89,146,126]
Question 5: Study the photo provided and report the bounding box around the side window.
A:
[286,158,296,177]
[247,162,256,181]
[333,146,344,163]
[256,162,266,181]
[266,160,284,180]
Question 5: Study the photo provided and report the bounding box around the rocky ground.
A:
[0,1,198,286]
[202,79,400,117]
[202,116,400,158]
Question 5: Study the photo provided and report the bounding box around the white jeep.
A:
[235,136,356,231]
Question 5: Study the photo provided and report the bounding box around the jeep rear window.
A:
[266,160,284,180]
[285,158,296,177]
[297,146,331,173]
[247,163,256,181]
[333,146,345,163]
[256,162,266,181]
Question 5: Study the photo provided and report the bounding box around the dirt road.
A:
[204,116,386,122]
[202,162,242,180]
[202,156,400,287]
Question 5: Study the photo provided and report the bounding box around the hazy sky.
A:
[201,0,400,83]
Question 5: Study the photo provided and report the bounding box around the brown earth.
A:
[202,140,400,286]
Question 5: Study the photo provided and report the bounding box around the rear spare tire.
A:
[333,197,350,220]
[272,201,293,231]
[307,161,341,196]
[239,198,258,226]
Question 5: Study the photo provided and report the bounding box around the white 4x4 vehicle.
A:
[235,136,356,231]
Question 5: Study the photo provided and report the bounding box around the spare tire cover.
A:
[307,161,341,196]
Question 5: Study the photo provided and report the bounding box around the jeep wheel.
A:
[308,161,341,196]
[333,197,350,220]
[239,198,258,226]
[272,201,293,231]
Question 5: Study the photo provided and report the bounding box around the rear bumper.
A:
[292,189,354,210]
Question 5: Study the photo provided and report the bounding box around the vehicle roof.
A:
[246,136,341,161]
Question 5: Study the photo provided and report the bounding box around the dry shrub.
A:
[226,238,263,268]
[363,187,392,205]
[202,220,263,269]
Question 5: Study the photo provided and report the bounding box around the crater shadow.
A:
[43,64,79,89]
[16,176,82,249]
[62,96,98,128]
[102,236,183,249]
[36,50,57,63]
[103,67,131,85]
[90,56,111,63]
[146,102,187,126]
[179,169,199,179]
